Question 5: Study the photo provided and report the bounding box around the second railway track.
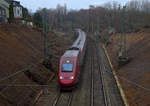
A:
[89,40,109,106]
[89,38,124,106]
[52,91,73,106]
[94,42,109,106]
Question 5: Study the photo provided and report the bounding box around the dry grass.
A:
[106,28,150,106]
[0,23,74,105]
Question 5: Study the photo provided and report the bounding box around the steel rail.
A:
[94,43,108,106]
[102,62,112,106]
[52,91,73,106]
[52,91,61,106]
[90,48,94,106]
[67,92,73,106]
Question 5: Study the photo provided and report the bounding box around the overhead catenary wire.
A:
[0,65,32,83]
[0,65,51,87]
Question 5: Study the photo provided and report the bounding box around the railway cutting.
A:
[35,31,125,106]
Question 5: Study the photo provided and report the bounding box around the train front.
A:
[58,57,78,89]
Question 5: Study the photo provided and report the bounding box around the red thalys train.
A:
[58,29,87,89]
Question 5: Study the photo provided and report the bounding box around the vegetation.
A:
[8,4,14,23]
[33,0,150,33]
[22,7,32,22]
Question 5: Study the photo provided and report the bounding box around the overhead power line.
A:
[0,65,32,83]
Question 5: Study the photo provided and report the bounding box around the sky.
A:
[17,0,131,12]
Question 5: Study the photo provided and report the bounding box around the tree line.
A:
[33,0,150,33]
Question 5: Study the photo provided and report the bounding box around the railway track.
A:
[52,90,73,106]
[90,51,94,106]
[89,41,109,106]
[36,38,124,106]
[89,39,124,106]
[94,43,109,106]
[95,42,124,106]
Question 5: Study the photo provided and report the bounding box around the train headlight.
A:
[69,76,74,80]
[60,76,64,79]
[66,60,70,63]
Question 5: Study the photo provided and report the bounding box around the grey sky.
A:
[17,0,131,12]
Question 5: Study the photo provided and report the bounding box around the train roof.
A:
[63,50,79,57]
[71,32,82,47]
[76,31,86,50]
[70,30,86,51]
[68,47,79,50]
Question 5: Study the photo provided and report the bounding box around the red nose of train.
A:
[59,76,75,87]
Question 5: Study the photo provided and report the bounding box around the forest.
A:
[33,0,150,34]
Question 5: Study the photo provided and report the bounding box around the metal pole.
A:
[122,6,127,58]
[120,6,127,58]
[120,8,123,55]
[42,10,47,60]
[123,6,127,57]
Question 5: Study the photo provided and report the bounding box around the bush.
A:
[143,25,150,29]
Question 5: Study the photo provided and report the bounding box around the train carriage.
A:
[58,29,87,89]
[58,50,80,88]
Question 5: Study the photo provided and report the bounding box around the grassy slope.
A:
[0,24,74,105]
[106,28,150,106]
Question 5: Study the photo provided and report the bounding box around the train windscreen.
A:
[62,64,73,72]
